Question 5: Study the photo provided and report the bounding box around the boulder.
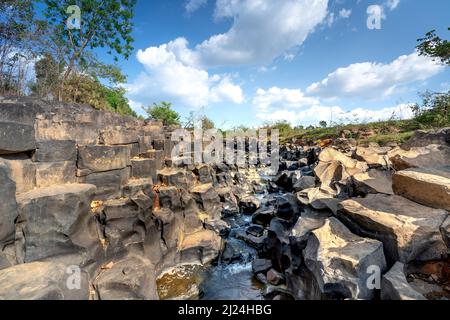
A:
[337,194,449,265]
[35,161,77,188]
[0,155,36,193]
[393,167,450,211]
[239,196,261,215]
[131,158,157,180]
[354,146,390,167]
[0,163,18,244]
[388,145,450,170]
[32,140,77,162]
[190,183,222,219]
[158,167,194,189]
[293,176,316,192]
[267,269,285,286]
[0,121,35,154]
[77,145,131,176]
[0,262,90,300]
[16,184,101,266]
[94,255,158,300]
[318,148,368,176]
[353,169,394,195]
[290,208,332,245]
[297,187,340,213]
[304,218,386,300]
[381,262,426,300]
[252,206,276,227]
[179,230,222,265]
[401,128,450,150]
[252,259,272,275]
[441,216,450,249]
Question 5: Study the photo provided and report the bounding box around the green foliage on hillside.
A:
[143,102,181,126]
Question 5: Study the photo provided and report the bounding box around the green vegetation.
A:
[144,102,181,126]
[417,28,450,65]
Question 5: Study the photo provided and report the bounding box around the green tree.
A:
[319,121,328,128]
[143,102,180,126]
[417,28,450,65]
[411,90,450,127]
[40,0,136,100]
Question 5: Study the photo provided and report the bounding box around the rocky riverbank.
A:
[0,97,448,300]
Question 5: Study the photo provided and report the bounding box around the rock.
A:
[290,208,332,245]
[235,229,265,249]
[381,262,426,300]
[158,167,194,189]
[77,145,131,176]
[32,140,77,162]
[401,128,450,150]
[0,262,90,300]
[252,259,272,275]
[158,186,182,210]
[122,178,154,198]
[130,158,157,180]
[246,225,265,237]
[221,241,243,264]
[319,148,368,176]
[354,146,390,167]
[179,230,222,265]
[101,128,140,145]
[293,176,316,192]
[393,167,450,211]
[138,135,153,154]
[275,170,302,191]
[239,196,261,215]
[16,184,101,266]
[217,187,239,216]
[267,269,285,286]
[337,194,449,265]
[0,121,35,154]
[81,167,130,200]
[204,219,230,237]
[388,145,450,170]
[35,161,77,188]
[252,206,276,227]
[304,218,386,300]
[0,164,18,244]
[94,255,158,300]
[193,164,215,184]
[353,169,394,195]
[297,187,340,213]
[441,217,450,249]
[190,183,221,219]
[0,154,36,193]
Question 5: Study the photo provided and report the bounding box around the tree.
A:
[40,0,136,100]
[411,90,450,127]
[417,28,450,65]
[143,102,180,126]
[33,53,60,98]
[201,116,215,130]
[319,121,328,128]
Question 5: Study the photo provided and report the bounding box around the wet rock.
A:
[252,206,276,227]
[0,262,90,300]
[337,194,448,265]
[304,218,386,300]
[95,254,158,300]
[293,176,316,192]
[353,169,394,195]
[393,167,450,211]
[32,140,77,162]
[0,121,35,154]
[252,259,272,275]
[256,273,268,285]
[267,269,285,286]
[246,225,265,237]
[388,145,450,170]
[239,196,261,215]
[381,262,426,300]
[77,145,131,175]
[236,229,265,249]
[221,241,243,264]
[269,218,291,243]
[16,184,100,266]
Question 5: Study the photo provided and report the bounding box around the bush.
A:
[143,102,180,126]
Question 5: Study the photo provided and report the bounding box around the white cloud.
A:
[196,0,329,67]
[339,8,352,18]
[126,38,243,108]
[306,52,445,99]
[256,103,415,126]
[253,87,320,111]
[385,0,400,10]
[185,0,208,13]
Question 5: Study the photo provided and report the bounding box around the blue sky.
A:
[114,0,449,129]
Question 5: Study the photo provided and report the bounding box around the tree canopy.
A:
[143,102,181,126]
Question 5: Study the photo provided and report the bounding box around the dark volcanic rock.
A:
[77,145,131,175]
[0,121,35,154]
[0,164,18,245]
[252,259,272,275]
[252,206,276,227]
[246,225,265,237]
[32,140,77,162]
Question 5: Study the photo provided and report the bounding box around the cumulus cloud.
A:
[126,38,243,109]
[256,103,415,126]
[185,0,208,13]
[253,87,320,111]
[196,0,329,67]
[306,52,445,99]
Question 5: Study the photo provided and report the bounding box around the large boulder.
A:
[77,145,131,176]
[354,146,390,168]
[401,128,450,150]
[16,184,101,266]
[297,187,340,213]
[32,140,77,162]
[290,208,332,245]
[388,145,450,170]
[293,176,316,192]
[131,158,157,180]
[318,148,368,176]
[0,121,35,154]
[303,218,386,300]
[393,167,450,211]
[94,255,158,300]
[179,230,222,265]
[0,262,90,300]
[81,167,130,200]
[35,161,77,188]
[353,169,394,195]
[0,154,36,193]
[337,194,449,265]
[381,262,426,300]
[0,163,18,244]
